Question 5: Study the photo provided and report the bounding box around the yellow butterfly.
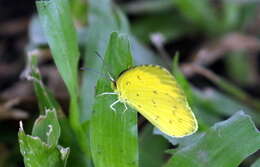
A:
[100,65,198,137]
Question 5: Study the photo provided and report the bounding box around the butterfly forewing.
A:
[115,65,198,137]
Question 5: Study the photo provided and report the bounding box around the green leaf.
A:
[32,109,61,147]
[153,127,203,148]
[24,51,63,115]
[194,89,260,125]
[225,51,251,85]
[22,51,61,148]
[19,122,69,167]
[81,0,129,121]
[36,0,79,97]
[58,119,90,167]
[70,0,88,26]
[172,54,194,103]
[36,0,80,127]
[90,32,138,167]
[171,0,255,35]
[221,1,241,32]
[122,0,173,14]
[139,124,169,167]
[36,0,90,159]
[220,1,256,33]
[23,50,89,167]
[164,112,260,167]
[172,0,218,34]
[131,11,192,43]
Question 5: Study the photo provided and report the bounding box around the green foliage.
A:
[26,51,62,115]
[132,11,192,43]
[139,124,169,167]
[18,51,68,167]
[19,120,69,167]
[16,0,260,167]
[172,55,260,127]
[22,51,88,167]
[81,0,130,121]
[172,0,217,32]
[164,112,260,167]
[130,0,256,42]
[36,0,79,97]
[90,32,138,167]
[172,0,254,35]
[70,0,88,25]
[18,53,69,167]
[32,109,60,147]
[225,51,252,85]
[36,0,90,161]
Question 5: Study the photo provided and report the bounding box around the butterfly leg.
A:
[97,92,117,97]
[110,99,120,111]
[123,102,128,113]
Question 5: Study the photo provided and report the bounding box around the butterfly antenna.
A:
[95,51,104,62]
[107,72,115,82]
[80,67,112,81]
[95,51,115,82]
[95,51,111,71]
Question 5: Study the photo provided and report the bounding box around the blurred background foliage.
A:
[0,0,260,166]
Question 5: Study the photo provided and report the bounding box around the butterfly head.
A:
[111,80,117,89]
[107,72,116,87]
